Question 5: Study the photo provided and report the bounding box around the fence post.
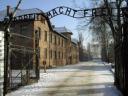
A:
[3,28,10,96]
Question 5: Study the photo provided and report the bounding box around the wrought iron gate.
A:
[3,30,40,95]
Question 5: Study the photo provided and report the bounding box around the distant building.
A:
[90,37,101,59]
[54,27,79,65]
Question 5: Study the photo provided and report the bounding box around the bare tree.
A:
[90,16,112,62]
[75,0,127,95]
[78,31,85,61]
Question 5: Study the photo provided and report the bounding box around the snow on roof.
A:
[0,8,43,21]
[71,38,78,44]
[53,27,72,34]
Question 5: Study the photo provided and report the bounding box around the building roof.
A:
[71,38,78,45]
[53,30,68,39]
[0,7,76,41]
[0,8,44,21]
[53,27,72,34]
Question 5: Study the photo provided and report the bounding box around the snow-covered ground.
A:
[6,61,122,96]
[0,78,3,96]
[102,62,115,74]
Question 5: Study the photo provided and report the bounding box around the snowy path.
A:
[6,61,122,96]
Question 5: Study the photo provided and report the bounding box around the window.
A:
[50,33,52,43]
[55,51,57,59]
[56,37,58,45]
[44,48,47,59]
[55,35,56,44]
[44,31,47,41]
[62,52,63,59]
[58,37,60,45]
[59,52,60,59]
[63,40,65,47]
[50,50,52,59]
[35,28,41,40]
[20,25,27,35]
[38,27,41,39]
[65,53,66,58]
[53,51,54,59]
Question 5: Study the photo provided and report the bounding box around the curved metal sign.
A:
[46,6,109,19]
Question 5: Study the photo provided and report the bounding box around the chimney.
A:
[7,5,11,16]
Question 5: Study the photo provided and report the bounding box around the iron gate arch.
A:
[2,4,128,96]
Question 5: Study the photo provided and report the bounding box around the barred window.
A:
[55,51,57,59]
[55,35,56,44]
[50,33,52,43]
[62,52,63,59]
[38,27,41,39]
[59,52,60,59]
[44,31,47,41]
[20,25,27,35]
[58,37,60,45]
[44,48,47,59]
[50,50,52,59]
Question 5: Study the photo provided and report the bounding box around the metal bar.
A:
[46,6,123,19]
[10,32,33,40]
[11,48,34,53]
[3,29,10,95]
[35,31,40,79]
[10,53,34,83]
[10,44,34,50]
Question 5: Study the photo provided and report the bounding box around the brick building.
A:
[0,6,79,68]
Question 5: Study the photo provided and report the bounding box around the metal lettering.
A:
[65,8,72,16]
[52,9,58,16]
[72,10,77,17]
[92,9,96,16]
[84,10,88,17]
[59,7,64,14]
[47,12,53,18]
[46,6,119,19]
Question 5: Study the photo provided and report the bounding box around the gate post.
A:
[34,30,40,80]
[122,7,128,96]
[3,27,10,96]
